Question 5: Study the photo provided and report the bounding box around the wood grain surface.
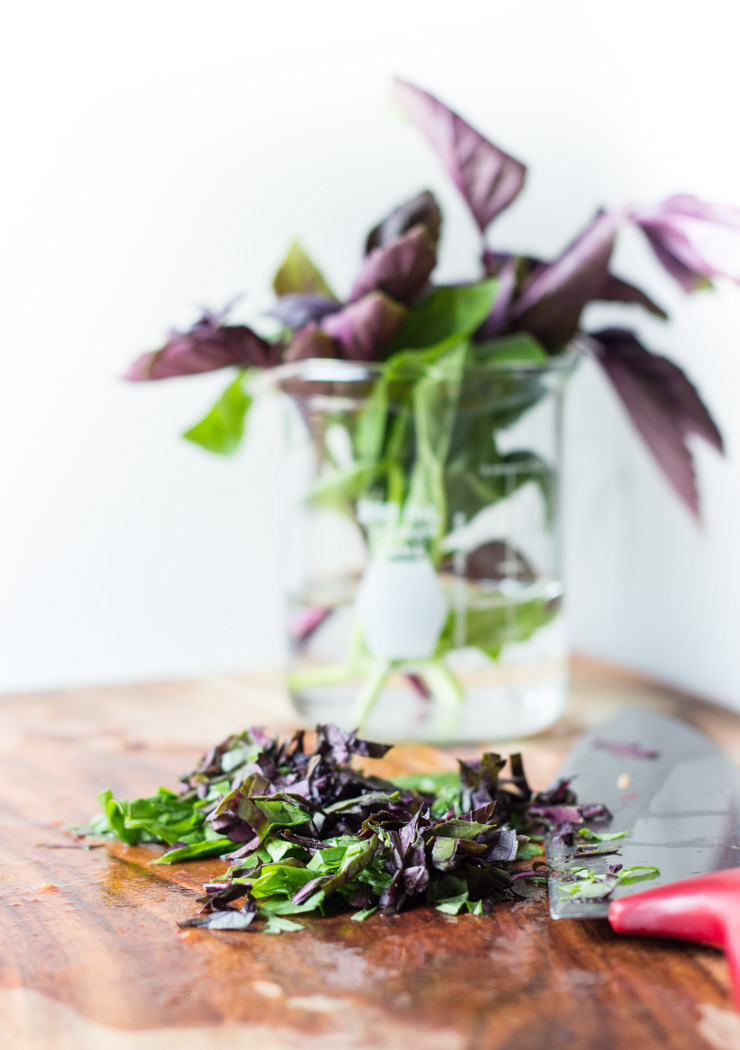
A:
[2,660,740,1050]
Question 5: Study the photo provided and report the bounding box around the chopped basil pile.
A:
[82,724,609,933]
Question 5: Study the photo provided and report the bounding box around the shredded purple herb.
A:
[593,739,660,759]
[83,723,611,933]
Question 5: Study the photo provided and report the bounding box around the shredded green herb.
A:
[577,829,627,843]
[556,863,660,901]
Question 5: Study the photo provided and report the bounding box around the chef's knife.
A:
[545,707,740,1008]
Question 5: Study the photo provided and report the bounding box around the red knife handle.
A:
[608,868,740,1009]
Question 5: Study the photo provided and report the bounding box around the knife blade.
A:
[545,707,740,1008]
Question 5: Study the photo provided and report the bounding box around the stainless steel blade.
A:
[546,707,740,920]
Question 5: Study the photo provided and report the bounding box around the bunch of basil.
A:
[125,78,739,728]
[127,76,735,521]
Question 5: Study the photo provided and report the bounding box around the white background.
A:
[2,1,739,705]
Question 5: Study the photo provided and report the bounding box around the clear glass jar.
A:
[271,351,577,743]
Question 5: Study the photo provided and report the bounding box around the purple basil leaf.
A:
[476,252,545,340]
[315,724,392,764]
[487,827,519,863]
[475,255,518,339]
[482,248,511,278]
[392,78,526,235]
[591,327,724,517]
[632,194,740,292]
[581,803,612,823]
[267,294,342,330]
[597,274,668,319]
[288,607,332,642]
[512,210,624,352]
[535,777,574,805]
[284,322,336,363]
[349,225,437,305]
[482,250,542,280]
[528,804,584,826]
[507,754,532,802]
[442,541,536,584]
[197,883,250,909]
[640,237,710,293]
[126,310,276,381]
[210,810,259,845]
[466,802,496,825]
[365,190,442,252]
[402,864,430,894]
[399,806,426,849]
[406,672,431,699]
[321,292,407,361]
[593,739,659,759]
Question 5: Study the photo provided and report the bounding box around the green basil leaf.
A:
[617,866,661,886]
[261,914,306,934]
[387,280,498,353]
[183,373,252,456]
[437,594,558,661]
[435,891,469,915]
[273,240,336,299]
[350,907,378,922]
[153,838,234,864]
[473,333,549,364]
[390,772,461,794]
[427,818,494,841]
[577,829,627,842]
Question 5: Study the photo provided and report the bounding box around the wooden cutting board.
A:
[1,661,739,1050]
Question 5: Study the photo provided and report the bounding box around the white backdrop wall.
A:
[2,1,739,704]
